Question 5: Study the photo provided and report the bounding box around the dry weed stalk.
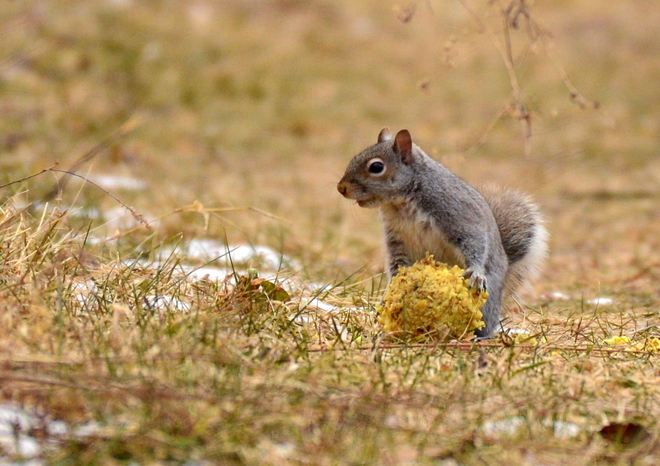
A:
[403,0,599,155]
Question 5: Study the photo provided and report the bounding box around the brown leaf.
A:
[599,422,650,445]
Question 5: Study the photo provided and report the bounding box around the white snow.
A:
[503,328,531,335]
[0,404,41,459]
[158,240,291,271]
[182,265,232,282]
[588,297,613,306]
[547,291,570,300]
[70,279,99,307]
[87,174,147,191]
[481,416,581,439]
[143,295,191,312]
[304,298,337,313]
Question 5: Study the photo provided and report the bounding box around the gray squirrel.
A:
[337,128,548,338]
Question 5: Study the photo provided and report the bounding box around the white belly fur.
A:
[381,201,466,268]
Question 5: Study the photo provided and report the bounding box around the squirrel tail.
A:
[478,185,549,296]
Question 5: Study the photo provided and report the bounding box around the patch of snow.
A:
[335,324,351,343]
[550,420,581,439]
[0,404,142,462]
[0,404,34,431]
[70,280,98,307]
[481,416,581,439]
[482,416,526,437]
[67,206,158,231]
[307,282,329,291]
[503,328,530,335]
[271,441,296,459]
[175,238,225,260]
[0,404,41,459]
[588,297,613,306]
[143,295,191,312]
[87,174,147,191]
[224,244,288,270]
[292,314,314,324]
[183,265,232,282]
[69,421,102,438]
[0,434,42,459]
[46,420,68,437]
[159,240,293,271]
[304,298,336,313]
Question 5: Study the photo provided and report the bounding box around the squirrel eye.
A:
[367,159,386,175]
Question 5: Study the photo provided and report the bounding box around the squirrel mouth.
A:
[356,199,376,208]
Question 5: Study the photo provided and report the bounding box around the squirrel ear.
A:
[378,127,393,143]
[393,129,413,164]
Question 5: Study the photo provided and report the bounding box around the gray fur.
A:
[337,129,548,338]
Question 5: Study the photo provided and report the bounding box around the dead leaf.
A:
[599,422,651,445]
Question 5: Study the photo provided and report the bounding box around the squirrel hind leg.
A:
[504,221,549,296]
[475,281,505,339]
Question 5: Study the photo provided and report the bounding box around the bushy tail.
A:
[478,186,549,295]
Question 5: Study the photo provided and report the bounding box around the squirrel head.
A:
[337,128,417,208]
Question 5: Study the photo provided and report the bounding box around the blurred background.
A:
[1,0,658,291]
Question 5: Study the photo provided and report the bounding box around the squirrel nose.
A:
[337,182,347,196]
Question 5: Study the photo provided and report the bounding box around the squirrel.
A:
[337,128,548,338]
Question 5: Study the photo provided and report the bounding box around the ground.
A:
[0,0,659,463]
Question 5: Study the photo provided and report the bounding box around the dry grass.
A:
[0,0,659,463]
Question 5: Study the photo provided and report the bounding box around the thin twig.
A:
[0,163,60,190]
[494,0,532,155]
[544,42,599,109]
[0,163,152,233]
[49,169,152,231]
[42,114,144,201]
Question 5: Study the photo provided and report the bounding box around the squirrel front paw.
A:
[463,268,488,293]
